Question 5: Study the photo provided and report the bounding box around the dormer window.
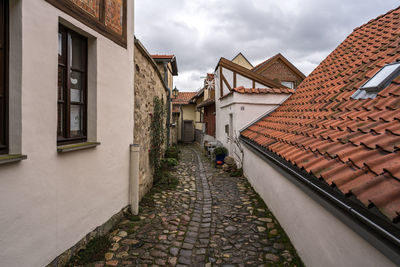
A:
[352,62,400,99]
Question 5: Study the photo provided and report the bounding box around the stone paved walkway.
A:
[95,145,303,267]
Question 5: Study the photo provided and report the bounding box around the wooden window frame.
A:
[0,0,8,154]
[45,0,127,48]
[57,24,88,145]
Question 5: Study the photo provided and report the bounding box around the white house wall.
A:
[255,82,265,88]
[242,146,396,267]
[236,73,253,88]
[221,67,233,95]
[216,93,288,155]
[0,1,134,266]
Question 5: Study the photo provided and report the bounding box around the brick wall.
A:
[70,0,100,18]
[258,59,303,88]
[105,0,123,35]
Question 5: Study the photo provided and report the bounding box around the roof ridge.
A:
[352,5,400,32]
[252,53,281,72]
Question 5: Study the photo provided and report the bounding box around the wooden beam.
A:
[217,58,282,88]
[220,67,223,97]
[221,73,232,92]
[233,71,237,88]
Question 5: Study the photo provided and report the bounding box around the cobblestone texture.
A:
[89,145,303,266]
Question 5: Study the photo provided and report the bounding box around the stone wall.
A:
[134,43,168,200]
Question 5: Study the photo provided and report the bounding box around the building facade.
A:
[241,7,400,266]
[214,58,293,157]
[0,1,134,266]
[171,92,197,142]
[252,53,305,89]
[134,38,168,199]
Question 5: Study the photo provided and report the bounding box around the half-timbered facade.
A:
[215,58,293,155]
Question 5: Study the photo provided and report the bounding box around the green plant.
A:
[161,158,178,169]
[153,170,178,189]
[230,168,243,177]
[165,145,179,159]
[67,236,111,266]
[213,146,228,157]
[150,96,166,183]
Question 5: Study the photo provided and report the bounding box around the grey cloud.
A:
[135,0,399,91]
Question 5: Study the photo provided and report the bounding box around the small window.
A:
[281,81,294,89]
[57,25,88,145]
[361,62,400,92]
[0,0,8,154]
[352,62,400,99]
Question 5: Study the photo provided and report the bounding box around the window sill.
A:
[57,142,100,153]
[0,154,28,165]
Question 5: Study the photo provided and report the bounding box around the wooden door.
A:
[183,120,194,142]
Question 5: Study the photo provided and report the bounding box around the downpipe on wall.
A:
[129,144,140,215]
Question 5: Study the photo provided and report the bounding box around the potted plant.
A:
[213,146,228,166]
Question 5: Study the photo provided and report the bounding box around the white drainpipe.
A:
[129,144,140,215]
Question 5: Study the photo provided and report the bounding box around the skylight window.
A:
[352,62,400,99]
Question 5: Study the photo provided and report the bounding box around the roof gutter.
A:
[240,136,400,265]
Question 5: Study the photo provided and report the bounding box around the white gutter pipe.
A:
[129,144,140,215]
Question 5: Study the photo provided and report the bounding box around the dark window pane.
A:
[70,71,82,103]
[58,32,63,64]
[58,67,64,100]
[57,104,63,137]
[71,35,82,69]
[70,104,83,137]
[58,25,87,144]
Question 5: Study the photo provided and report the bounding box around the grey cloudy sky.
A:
[135,0,399,92]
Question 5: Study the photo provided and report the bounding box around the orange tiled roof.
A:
[233,86,295,94]
[151,54,175,59]
[172,92,197,104]
[241,6,400,222]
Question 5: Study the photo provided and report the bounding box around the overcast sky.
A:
[135,0,399,92]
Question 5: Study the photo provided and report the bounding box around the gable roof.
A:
[231,52,254,69]
[241,7,400,223]
[216,58,285,89]
[151,54,178,76]
[252,53,306,80]
[172,92,197,105]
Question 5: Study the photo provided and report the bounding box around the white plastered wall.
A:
[0,1,134,266]
[216,92,289,156]
[242,146,396,267]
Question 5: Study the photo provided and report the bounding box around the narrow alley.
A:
[96,145,303,267]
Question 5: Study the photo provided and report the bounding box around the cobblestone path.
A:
[97,145,303,267]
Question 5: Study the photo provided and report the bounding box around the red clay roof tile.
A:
[172,92,197,104]
[241,6,400,222]
[231,86,295,95]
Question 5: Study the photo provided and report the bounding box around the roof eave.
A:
[240,136,400,265]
